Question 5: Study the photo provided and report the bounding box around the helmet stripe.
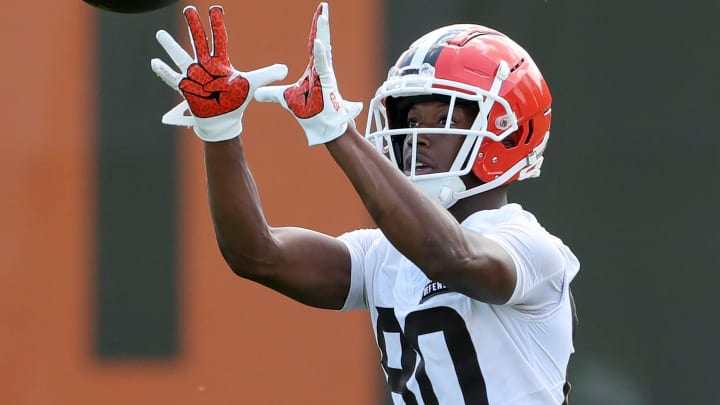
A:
[403,26,470,68]
[395,48,417,69]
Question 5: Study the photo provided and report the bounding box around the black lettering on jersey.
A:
[375,306,489,404]
[420,281,448,304]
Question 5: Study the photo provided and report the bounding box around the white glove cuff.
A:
[307,121,348,146]
[193,115,243,142]
[305,100,363,146]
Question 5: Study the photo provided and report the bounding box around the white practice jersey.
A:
[339,204,580,405]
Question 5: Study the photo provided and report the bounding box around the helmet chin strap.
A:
[412,176,467,208]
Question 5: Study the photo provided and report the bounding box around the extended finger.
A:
[156,30,193,71]
[161,101,195,127]
[254,85,291,107]
[244,64,289,88]
[208,6,228,60]
[315,4,330,47]
[183,6,210,63]
[151,58,183,89]
[312,39,333,80]
[306,2,326,56]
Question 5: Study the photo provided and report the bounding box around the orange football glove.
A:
[151,6,288,141]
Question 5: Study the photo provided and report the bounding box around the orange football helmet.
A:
[365,24,552,207]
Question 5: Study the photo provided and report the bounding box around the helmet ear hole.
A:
[503,132,520,148]
[523,120,535,145]
[502,120,534,149]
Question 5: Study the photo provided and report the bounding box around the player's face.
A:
[402,101,475,175]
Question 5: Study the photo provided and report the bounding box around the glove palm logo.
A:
[180,7,249,118]
[282,66,324,119]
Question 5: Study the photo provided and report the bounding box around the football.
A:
[83,0,180,13]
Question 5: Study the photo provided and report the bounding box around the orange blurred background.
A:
[0,0,383,404]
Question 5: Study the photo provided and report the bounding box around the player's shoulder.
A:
[464,203,577,270]
[461,203,539,232]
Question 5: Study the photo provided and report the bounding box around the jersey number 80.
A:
[375,306,489,404]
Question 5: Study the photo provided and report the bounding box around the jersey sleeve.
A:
[336,228,378,311]
[485,223,571,312]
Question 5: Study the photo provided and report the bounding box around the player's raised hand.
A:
[254,2,362,146]
[151,5,288,142]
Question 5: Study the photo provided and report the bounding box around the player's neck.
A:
[449,186,508,223]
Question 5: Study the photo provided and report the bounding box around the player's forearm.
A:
[203,138,280,271]
[326,129,469,275]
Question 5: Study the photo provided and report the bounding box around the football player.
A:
[151,3,579,404]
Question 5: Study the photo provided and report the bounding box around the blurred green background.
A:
[386,1,719,403]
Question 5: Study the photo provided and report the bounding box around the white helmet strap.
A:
[413,176,467,208]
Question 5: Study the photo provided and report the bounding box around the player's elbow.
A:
[421,249,470,282]
[215,237,279,280]
[419,241,473,281]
